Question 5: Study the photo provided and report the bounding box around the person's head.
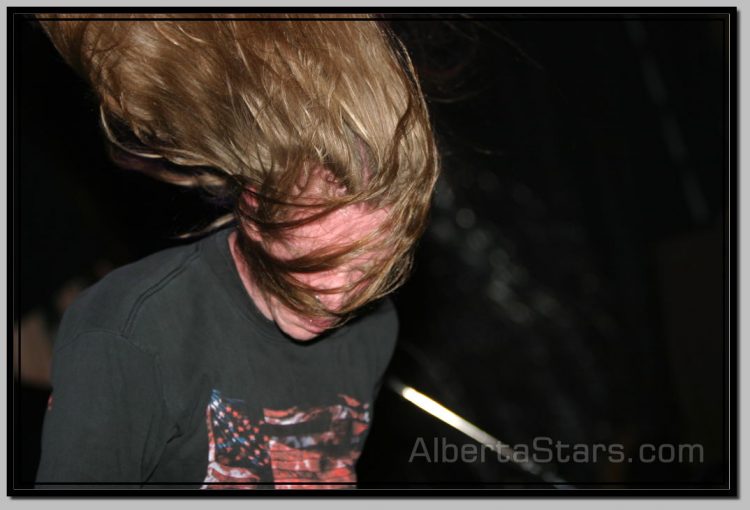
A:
[39,13,440,338]
[231,165,395,340]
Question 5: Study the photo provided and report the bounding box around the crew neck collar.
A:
[201,225,291,344]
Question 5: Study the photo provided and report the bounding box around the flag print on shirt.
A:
[202,389,371,489]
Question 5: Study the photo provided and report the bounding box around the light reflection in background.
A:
[388,377,571,487]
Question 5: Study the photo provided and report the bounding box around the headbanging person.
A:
[34,13,439,489]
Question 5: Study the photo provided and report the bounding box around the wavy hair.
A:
[38,13,440,321]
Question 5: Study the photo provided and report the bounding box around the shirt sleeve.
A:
[35,329,171,488]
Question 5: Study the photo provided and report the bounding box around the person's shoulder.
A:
[54,239,204,351]
[352,296,399,365]
[361,296,398,335]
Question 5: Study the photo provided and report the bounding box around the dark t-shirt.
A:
[35,226,398,489]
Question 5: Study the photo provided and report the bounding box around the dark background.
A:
[14,13,730,489]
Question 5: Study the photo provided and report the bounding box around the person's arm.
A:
[35,330,170,489]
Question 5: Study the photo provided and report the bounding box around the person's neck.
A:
[227,230,274,322]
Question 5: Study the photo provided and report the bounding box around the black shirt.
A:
[35,227,398,489]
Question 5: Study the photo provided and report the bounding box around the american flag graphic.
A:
[202,389,370,489]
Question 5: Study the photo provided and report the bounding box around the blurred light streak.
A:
[387,377,572,488]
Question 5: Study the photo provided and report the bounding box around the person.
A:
[34,13,439,489]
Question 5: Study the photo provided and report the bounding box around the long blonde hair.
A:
[38,13,440,320]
